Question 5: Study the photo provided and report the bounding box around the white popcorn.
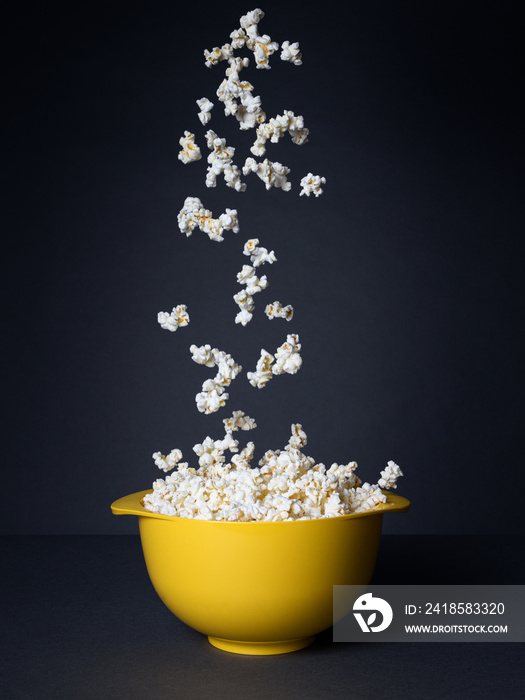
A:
[195,387,229,414]
[252,34,279,69]
[204,43,234,67]
[178,196,239,242]
[216,70,266,130]
[178,131,202,164]
[377,461,403,490]
[229,28,247,50]
[189,343,215,367]
[190,345,242,414]
[273,333,302,376]
[234,262,269,325]
[243,238,277,267]
[157,305,190,332]
[205,129,246,192]
[223,410,257,433]
[280,40,302,66]
[233,289,255,326]
[265,301,294,321]
[196,97,214,125]
[299,173,326,197]
[152,448,184,472]
[247,349,275,388]
[236,264,268,293]
[143,10,402,524]
[250,111,308,157]
[239,8,265,34]
[243,157,292,191]
[143,426,402,521]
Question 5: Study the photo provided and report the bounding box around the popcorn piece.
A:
[196,387,229,415]
[190,345,242,414]
[252,34,279,69]
[196,97,214,125]
[205,129,246,192]
[178,131,202,164]
[216,68,266,130]
[243,158,291,191]
[178,196,239,242]
[204,43,234,67]
[157,305,190,332]
[152,448,184,472]
[229,28,247,50]
[243,238,277,267]
[233,289,254,327]
[265,301,294,321]
[223,411,257,433]
[234,262,269,325]
[280,40,302,66]
[250,111,308,157]
[143,426,402,521]
[377,461,403,490]
[273,333,302,375]
[299,173,326,197]
[247,350,274,388]
[236,264,268,293]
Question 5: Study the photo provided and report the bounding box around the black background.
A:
[3,0,523,535]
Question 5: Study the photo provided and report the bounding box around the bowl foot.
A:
[208,635,316,656]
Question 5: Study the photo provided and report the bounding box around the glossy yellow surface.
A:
[111,490,410,655]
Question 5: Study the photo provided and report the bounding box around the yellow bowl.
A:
[111,489,410,655]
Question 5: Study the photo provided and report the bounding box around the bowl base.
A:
[208,635,316,656]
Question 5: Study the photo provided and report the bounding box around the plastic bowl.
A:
[111,489,409,655]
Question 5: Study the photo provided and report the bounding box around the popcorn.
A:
[252,34,279,69]
[248,334,302,388]
[234,262,269,325]
[178,196,239,242]
[143,9,404,524]
[250,111,308,157]
[216,70,266,130]
[190,345,242,413]
[265,301,294,321]
[196,97,214,125]
[152,448,185,472]
[196,387,229,414]
[233,289,254,326]
[157,305,190,331]
[299,173,326,197]
[272,333,302,375]
[243,157,292,191]
[205,129,246,191]
[378,461,403,490]
[204,43,234,67]
[280,40,302,66]
[223,410,257,433]
[142,426,403,521]
[243,238,277,267]
[247,349,274,388]
[178,131,202,164]
[236,264,268,293]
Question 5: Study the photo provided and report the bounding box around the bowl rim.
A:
[111,489,410,524]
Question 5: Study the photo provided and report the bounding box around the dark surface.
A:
[2,535,524,699]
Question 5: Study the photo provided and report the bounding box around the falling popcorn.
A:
[265,301,294,321]
[141,8,400,522]
[157,305,190,331]
[178,131,201,164]
[178,196,239,242]
[299,173,326,197]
